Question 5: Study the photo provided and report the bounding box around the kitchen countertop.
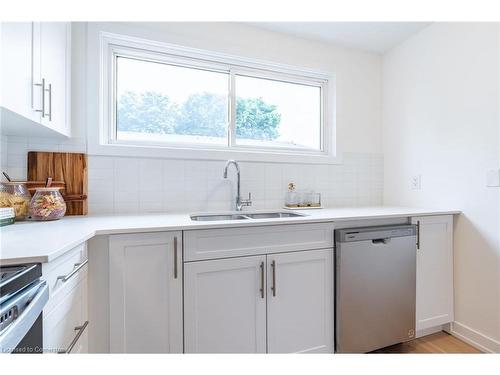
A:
[0,206,460,265]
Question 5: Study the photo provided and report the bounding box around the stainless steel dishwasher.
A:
[335,224,417,353]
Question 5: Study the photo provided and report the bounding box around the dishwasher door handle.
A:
[372,238,391,245]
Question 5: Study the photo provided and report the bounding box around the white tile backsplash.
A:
[1,135,384,214]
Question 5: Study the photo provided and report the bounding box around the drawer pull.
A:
[57,259,88,282]
[59,320,89,354]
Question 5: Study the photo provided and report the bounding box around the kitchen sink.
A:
[243,212,304,219]
[190,211,306,221]
[190,214,249,221]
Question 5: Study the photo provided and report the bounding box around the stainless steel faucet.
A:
[223,160,252,211]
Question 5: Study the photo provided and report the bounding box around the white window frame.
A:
[96,31,338,164]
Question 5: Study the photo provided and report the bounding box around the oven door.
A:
[0,280,48,354]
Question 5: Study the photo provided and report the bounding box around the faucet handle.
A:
[241,192,252,206]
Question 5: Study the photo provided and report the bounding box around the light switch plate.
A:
[486,169,500,187]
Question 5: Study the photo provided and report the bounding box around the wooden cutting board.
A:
[27,152,88,215]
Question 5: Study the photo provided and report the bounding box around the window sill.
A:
[87,142,342,165]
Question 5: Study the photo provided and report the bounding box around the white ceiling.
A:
[248,22,431,53]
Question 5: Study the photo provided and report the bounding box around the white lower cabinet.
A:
[184,255,267,353]
[412,215,454,331]
[267,249,334,353]
[184,248,334,353]
[108,232,183,353]
[97,217,452,353]
[42,243,89,354]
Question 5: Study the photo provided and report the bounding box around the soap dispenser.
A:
[284,182,300,208]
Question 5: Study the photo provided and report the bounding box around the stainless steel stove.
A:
[0,263,48,354]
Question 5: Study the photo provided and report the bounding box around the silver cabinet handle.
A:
[174,236,178,279]
[57,259,88,282]
[59,320,89,354]
[271,260,276,297]
[46,83,52,121]
[259,261,265,298]
[34,78,45,117]
[416,221,421,250]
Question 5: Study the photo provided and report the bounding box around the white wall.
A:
[124,22,383,155]
[2,22,384,214]
[383,23,500,351]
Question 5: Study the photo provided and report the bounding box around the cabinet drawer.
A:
[43,274,88,353]
[184,223,335,261]
[42,242,87,314]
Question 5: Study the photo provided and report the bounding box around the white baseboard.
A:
[449,321,500,353]
[416,325,444,338]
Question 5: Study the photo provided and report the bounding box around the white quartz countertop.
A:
[0,206,460,265]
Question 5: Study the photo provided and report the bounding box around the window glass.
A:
[235,75,322,150]
[116,56,229,145]
[112,52,326,154]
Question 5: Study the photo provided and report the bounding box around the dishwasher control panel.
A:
[336,224,416,242]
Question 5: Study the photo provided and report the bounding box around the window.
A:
[103,33,331,158]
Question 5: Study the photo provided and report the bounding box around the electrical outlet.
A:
[410,175,421,190]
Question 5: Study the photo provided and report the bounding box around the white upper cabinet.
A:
[266,249,334,353]
[1,22,71,137]
[39,22,71,135]
[109,232,183,353]
[412,215,454,331]
[1,23,40,122]
[184,255,267,353]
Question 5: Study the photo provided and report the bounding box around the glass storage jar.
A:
[300,190,314,207]
[0,182,31,220]
[29,187,66,221]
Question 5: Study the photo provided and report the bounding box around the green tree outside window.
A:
[117,91,281,141]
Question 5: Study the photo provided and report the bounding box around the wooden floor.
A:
[372,331,481,353]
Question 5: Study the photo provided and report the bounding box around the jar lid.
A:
[1,181,27,185]
[34,187,63,191]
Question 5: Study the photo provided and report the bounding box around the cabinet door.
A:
[184,255,267,353]
[412,215,454,331]
[39,22,70,135]
[109,231,183,353]
[1,22,40,122]
[267,249,334,353]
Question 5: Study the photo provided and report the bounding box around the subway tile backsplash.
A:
[1,136,383,214]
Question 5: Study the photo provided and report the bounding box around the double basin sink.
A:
[191,211,306,221]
